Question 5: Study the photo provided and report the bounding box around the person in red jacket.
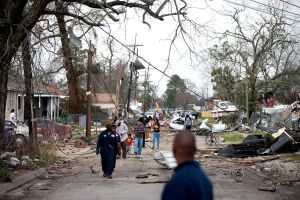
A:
[126,133,134,154]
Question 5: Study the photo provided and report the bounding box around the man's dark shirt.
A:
[134,124,145,138]
[162,160,213,200]
[96,129,119,156]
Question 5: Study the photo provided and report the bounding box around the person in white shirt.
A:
[9,109,16,122]
[116,120,129,159]
[184,115,193,131]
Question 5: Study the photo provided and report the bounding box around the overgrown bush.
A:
[0,167,11,182]
[55,117,68,125]
[220,114,238,125]
[39,148,59,166]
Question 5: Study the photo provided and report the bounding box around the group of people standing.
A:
[96,115,161,178]
[133,117,161,154]
[96,115,213,200]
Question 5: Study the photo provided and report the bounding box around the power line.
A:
[279,0,300,9]
[223,0,300,23]
[248,0,300,18]
[96,26,229,112]
[92,56,118,109]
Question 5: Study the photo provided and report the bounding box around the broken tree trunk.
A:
[55,1,82,114]
[22,35,36,144]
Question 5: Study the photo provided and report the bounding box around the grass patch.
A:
[72,124,85,131]
[39,148,59,166]
[286,153,300,161]
[72,132,99,141]
[0,167,11,182]
[217,132,245,143]
[72,135,82,141]
[252,129,266,135]
[91,133,99,140]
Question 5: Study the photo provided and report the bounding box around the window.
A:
[18,96,21,110]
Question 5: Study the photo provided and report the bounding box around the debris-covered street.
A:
[1,0,300,200]
[1,128,299,200]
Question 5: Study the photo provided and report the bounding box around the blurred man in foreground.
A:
[162,131,213,200]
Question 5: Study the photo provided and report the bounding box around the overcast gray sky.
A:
[90,0,299,98]
[49,0,300,99]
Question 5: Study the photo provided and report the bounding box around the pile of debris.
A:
[219,100,300,157]
[154,151,177,169]
[0,152,40,169]
[219,128,300,157]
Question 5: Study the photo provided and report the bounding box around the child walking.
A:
[126,133,134,154]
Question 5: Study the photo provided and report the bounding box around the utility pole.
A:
[143,65,150,112]
[143,70,147,112]
[126,62,133,112]
[86,41,94,139]
[126,35,143,112]
[115,63,124,117]
[245,77,249,121]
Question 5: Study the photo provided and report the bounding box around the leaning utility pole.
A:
[143,65,150,112]
[86,41,94,139]
[126,35,143,112]
[126,62,134,112]
[143,70,147,112]
[114,63,124,117]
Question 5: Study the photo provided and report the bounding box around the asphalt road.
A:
[1,133,300,200]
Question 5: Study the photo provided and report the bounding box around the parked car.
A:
[180,112,195,120]
[187,110,199,118]
[169,118,185,130]
[3,125,15,137]
[5,120,29,138]
[211,100,238,117]
[2,121,28,151]
[144,111,155,118]
[36,118,71,140]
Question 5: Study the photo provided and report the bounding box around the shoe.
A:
[103,173,107,177]
[107,175,112,179]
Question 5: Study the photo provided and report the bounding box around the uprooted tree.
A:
[208,9,300,117]
[0,0,188,140]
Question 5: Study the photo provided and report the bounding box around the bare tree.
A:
[208,9,299,117]
[0,0,187,136]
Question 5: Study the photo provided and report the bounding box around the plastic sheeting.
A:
[154,151,177,169]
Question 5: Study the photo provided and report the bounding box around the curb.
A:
[0,168,47,196]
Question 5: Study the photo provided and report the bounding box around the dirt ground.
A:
[1,128,300,200]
